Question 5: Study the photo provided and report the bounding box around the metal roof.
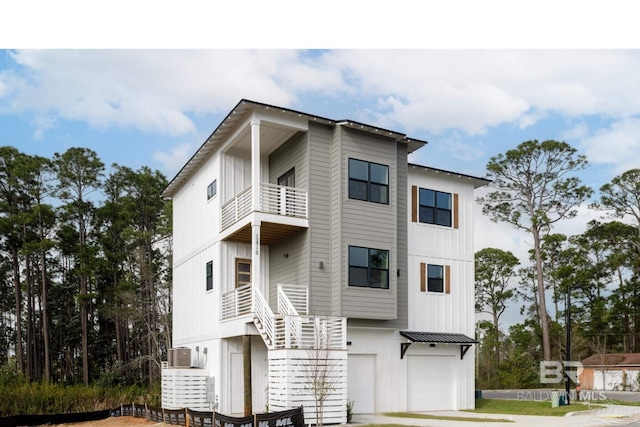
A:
[399,331,478,344]
[408,163,491,189]
[161,99,429,198]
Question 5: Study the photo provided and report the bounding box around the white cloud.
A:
[579,118,640,175]
[153,142,195,172]
[5,49,640,146]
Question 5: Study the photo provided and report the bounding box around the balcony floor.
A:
[223,220,307,245]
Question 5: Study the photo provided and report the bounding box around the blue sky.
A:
[2,3,640,327]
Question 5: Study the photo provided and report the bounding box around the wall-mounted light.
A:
[283,253,289,259]
[319,261,324,270]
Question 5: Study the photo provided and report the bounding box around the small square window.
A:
[419,188,451,227]
[207,180,217,200]
[348,159,389,204]
[348,245,389,289]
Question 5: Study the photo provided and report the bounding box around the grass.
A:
[383,412,513,423]
[469,398,596,416]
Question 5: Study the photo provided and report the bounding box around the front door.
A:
[236,258,252,288]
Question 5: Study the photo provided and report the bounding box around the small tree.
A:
[303,320,339,427]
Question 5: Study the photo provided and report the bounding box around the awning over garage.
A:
[399,331,478,360]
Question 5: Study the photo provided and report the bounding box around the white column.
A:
[251,120,262,292]
[252,221,261,292]
[251,121,261,212]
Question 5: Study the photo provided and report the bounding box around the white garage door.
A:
[347,354,376,414]
[407,355,456,411]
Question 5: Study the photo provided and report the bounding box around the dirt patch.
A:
[53,416,162,427]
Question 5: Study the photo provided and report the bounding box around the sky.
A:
[2,1,640,328]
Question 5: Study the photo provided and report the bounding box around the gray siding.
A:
[268,132,309,304]
[340,128,398,320]
[308,123,333,315]
[330,126,343,315]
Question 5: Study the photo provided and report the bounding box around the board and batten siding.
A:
[406,167,477,337]
[172,151,221,346]
[340,128,397,320]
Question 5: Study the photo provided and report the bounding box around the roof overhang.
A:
[399,330,478,360]
[408,163,491,189]
[161,99,431,199]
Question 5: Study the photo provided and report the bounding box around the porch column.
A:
[252,221,261,292]
[251,120,262,293]
[251,120,261,212]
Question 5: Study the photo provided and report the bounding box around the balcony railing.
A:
[220,284,346,350]
[221,183,308,231]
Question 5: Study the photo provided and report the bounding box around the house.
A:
[160,99,488,422]
[580,353,640,391]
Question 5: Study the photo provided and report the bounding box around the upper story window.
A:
[348,245,389,289]
[348,159,389,204]
[206,260,213,291]
[419,188,451,227]
[207,180,217,200]
[420,263,451,294]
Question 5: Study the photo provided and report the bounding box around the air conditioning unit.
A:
[168,348,191,368]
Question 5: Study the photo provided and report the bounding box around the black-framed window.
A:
[348,159,389,204]
[419,188,451,226]
[348,246,389,289]
[206,260,213,291]
[207,180,217,200]
[427,264,444,293]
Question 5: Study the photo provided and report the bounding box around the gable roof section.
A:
[400,330,477,344]
[162,99,429,198]
[581,353,640,366]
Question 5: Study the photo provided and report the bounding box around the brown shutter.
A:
[453,193,459,229]
[420,262,426,292]
[445,265,451,294]
[412,186,418,222]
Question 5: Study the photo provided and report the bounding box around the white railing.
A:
[221,284,346,350]
[252,286,276,347]
[221,284,253,320]
[277,284,308,315]
[221,186,252,231]
[260,183,308,218]
[220,183,308,231]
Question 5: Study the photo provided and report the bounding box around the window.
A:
[420,263,451,294]
[277,167,295,187]
[207,180,217,200]
[348,246,389,289]
[427,264,444,293]
[419,188,451,226]
[348,159,389,204]
[206,261,213,291]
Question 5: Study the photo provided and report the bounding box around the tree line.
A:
[475,140,640,389]
[0,146,172,386]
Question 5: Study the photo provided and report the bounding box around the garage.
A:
[407,355,456,411]
[347,354,376,413]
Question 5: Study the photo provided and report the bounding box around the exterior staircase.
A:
[221,284,348,424]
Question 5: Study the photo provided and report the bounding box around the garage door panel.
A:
[407,355,455,411]
[348,354,375,414]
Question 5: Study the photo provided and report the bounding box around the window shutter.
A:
[453,193,459,229]
[412,186,418,222]
[420,262,426,292]
[445,265,451,294]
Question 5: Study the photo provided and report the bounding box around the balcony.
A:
[220,182,308,244]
